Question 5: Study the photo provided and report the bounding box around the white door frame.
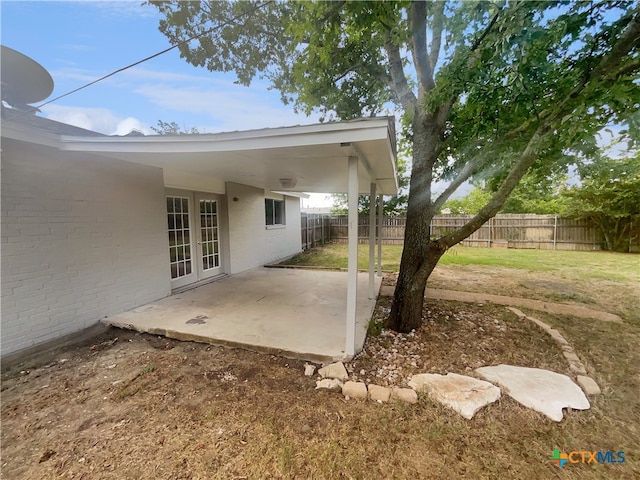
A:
[194,192,224,281]
[165,189,225,290]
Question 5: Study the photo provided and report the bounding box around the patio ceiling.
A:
[57,117,399,195]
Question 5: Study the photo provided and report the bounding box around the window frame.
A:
[265,198,286,228]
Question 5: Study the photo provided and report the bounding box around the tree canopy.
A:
[564,153,640,252]
[151,0,640,331]
[150,120,200,135]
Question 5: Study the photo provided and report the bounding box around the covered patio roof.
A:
[56,116,399,196]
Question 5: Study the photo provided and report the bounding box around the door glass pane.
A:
[167,196,192,280]
[199,199,220,272]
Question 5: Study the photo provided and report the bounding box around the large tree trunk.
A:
[388,114,549,333]
[388,113,443,332]
[389,241,446,332]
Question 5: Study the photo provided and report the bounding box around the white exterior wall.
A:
[1,139,171,356]
[226,183,301,274]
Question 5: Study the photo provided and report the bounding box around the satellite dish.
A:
[1,45,54,110]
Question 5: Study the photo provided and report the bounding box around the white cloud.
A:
[79,0,160,19]
[112,117,148,136]
[133,82,317,132]
[42,104,150,135]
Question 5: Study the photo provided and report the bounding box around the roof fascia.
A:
[58,118,395,154]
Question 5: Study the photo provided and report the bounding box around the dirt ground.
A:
[1,272,638,479]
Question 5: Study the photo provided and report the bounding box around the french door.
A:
[166,191,223,289]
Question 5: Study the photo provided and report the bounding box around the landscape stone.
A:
[549,329,570,345]
[391,387,418,404]
[569,363,587,376]
[577,375,601,396]
[506,307,526,319]
[408,373,501,419]
[315,378,343,392]
[368,384,391,402]
[304,364,316,376]
[476,364,590,422]
[342,381,368,399]
[318,362,349,381]
[563,351,581,363]
[523,315,552,331]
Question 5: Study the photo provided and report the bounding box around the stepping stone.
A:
[408,373,501,419]
[318,362,348,381]
[476,365,590,422]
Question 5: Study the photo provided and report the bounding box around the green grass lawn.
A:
[280,243,640,324]
[283,242,639,279]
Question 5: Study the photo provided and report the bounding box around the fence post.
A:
[488,217,492,247]
[553,215,557,250]
[377,195,383,276]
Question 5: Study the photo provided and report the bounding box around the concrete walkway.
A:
[103,268,381,363]
[379,286,623,323]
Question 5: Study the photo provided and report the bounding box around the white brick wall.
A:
[1,139,171,356]
[226,183,302,274]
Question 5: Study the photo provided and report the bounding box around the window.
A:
[265,198,285,226]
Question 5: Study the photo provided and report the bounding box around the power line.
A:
[4,1,273,121]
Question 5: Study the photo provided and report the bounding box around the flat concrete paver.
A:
[103,268,381,362]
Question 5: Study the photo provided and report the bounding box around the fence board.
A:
[301,213,331,249]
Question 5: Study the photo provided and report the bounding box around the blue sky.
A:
[1,0,324,135]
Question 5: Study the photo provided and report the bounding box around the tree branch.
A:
[408,1,435,93]
[438,125,549,248]
[431,160,478,214]
[384,35,417,112]
[432,4,505,130]
[429,1,445,71]
[436,7,640,249]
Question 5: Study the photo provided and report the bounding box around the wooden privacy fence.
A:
[300,213,332,249]
[319,214,620,251]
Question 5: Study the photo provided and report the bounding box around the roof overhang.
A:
[3,116,399,195]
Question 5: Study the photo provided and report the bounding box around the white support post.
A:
[377,194,383,277]
[346,156,359,358]
[368,183,376,299]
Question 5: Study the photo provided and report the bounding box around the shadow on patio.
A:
[103,268,382,363]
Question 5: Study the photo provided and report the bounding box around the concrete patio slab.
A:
[102,268,381,363]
